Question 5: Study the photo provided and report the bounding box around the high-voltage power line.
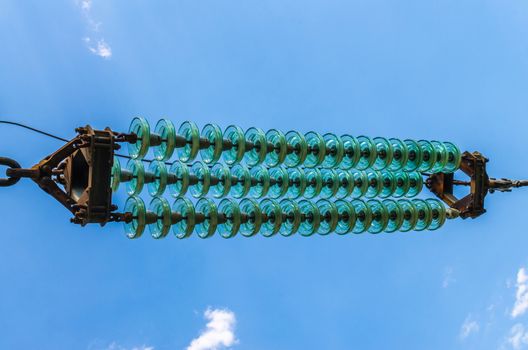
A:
[1,118,526,239]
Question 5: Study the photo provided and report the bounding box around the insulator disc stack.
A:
[115,117,461,239]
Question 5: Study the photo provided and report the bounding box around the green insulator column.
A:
[412,199,433,231]
[177,121,200,162]
[189,161,211,198]
[367,199,389,234]
[126,159,146,195]
[304,168,323,199]
[260,199,282,237]
[268,167,289,198]
[111,157,134,193]
[320,169,339,199]
[249,165,270,198]
[168,161,190,197]
[417,140,437,172]
[351,199,373,233]
[239,199,262,237]
[153,119,177,161]
[431,141,448,173]
[398,199,418,232]
[298,200,321,236]
[217,198,241,239]
[336,171,354,199]
[230,164,251,198]
[351,171,369,199]
[284,131,308,167]
[388,138,408,172]
[279,199,301,236]
[127,117,152,160]
[223,125,246,165]
[442,141,461,173]
[123,195,147,239]
[403,139,422,172]
[365,170,383,198]
[392,171,410,198]
[372,137,393,171]
[265,129,288,167]
[286,167,306,199]
[148,197,172,239]
[244,127,267,166]
[172,197,195,238]
[356,136,377,170]
[340,135,361,170]
[383,199,404,233]
[378,171,397,198]
[305,132,326,167]
[406,172,424,198]
[322,133,344,168]
[147,160,168,196]
[317,199,338,235]
[195,198,218,238]
[200,124,223,164]
[335,199,356,234]
[425,199,446,231]
[210,163,231,198]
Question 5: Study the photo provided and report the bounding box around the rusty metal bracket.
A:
[5,125,133,226]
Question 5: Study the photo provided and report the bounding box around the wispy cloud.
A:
[460,315,480,340]
[88,341,154,350]
[187,308,238,350]
[77,0,112,59]
[512,268,528,318]
[507,324,528,350]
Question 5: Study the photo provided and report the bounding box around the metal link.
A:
[0,157,21,187]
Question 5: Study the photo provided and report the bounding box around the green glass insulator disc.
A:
[367,199,389,234]
[147,160,168,196]
[260,199,282,237]
[126,159,145,195]
[405,171,423,198]
[378,171,396,198]
[148,197,171,239]
[177,121,200,162]
[403,139,423,172]
[284,131,308,167]
[341,135,361,170]
[383,199,404,233]
[352,199,373,233]
[111,157,122,192]
[200,124,223,164]
[304,168,323,199]
[320,168,339,199]
[279,199,301,236]
[351,171,369,199]
[244,127,267,166]
[123,195,146,239]
[127,117,151,160]
[218,198,241,239]
[426,199,446,231]
[223,125,246,165]
[356,136,377,170]
[335,199,356,235]
[431,140,449,173]
[298,200,320,236]
[392,171,410,198]
[153,119,176,161]
[190,161,211,198]
[417,140,437,172]
[322,133,344,168]
[412,199,432,231]
[172,197,195,239]
[230,164,251,198]
[317,199,338,235]
[210,163,231,198]
[398,199,418,232]
[365,170,383,198]
[269,167,289,199]
[388,138,408,172]
[239,198,262,237]
[265,129,287,167]
[195,198,218,239]
[442,141,461,173]
[336,171,354,199]
[305,131,326,167]
[372,137,394,171]
[168,161,190,197]
[286,167,306,199]
[249,165,270,198]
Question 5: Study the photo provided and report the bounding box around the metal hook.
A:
[0,157,21,187]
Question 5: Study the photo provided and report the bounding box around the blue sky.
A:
[1,0,528,349]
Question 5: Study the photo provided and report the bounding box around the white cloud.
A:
[507,324,528,350]
[78,0,112,58]
[187,308,238,350]
[460,315,480,340]
[512,268,528,318]
[88,341,154,350]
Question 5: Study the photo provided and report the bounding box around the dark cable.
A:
[0,120,69,142]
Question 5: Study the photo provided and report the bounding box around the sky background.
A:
[1,0,528,349]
